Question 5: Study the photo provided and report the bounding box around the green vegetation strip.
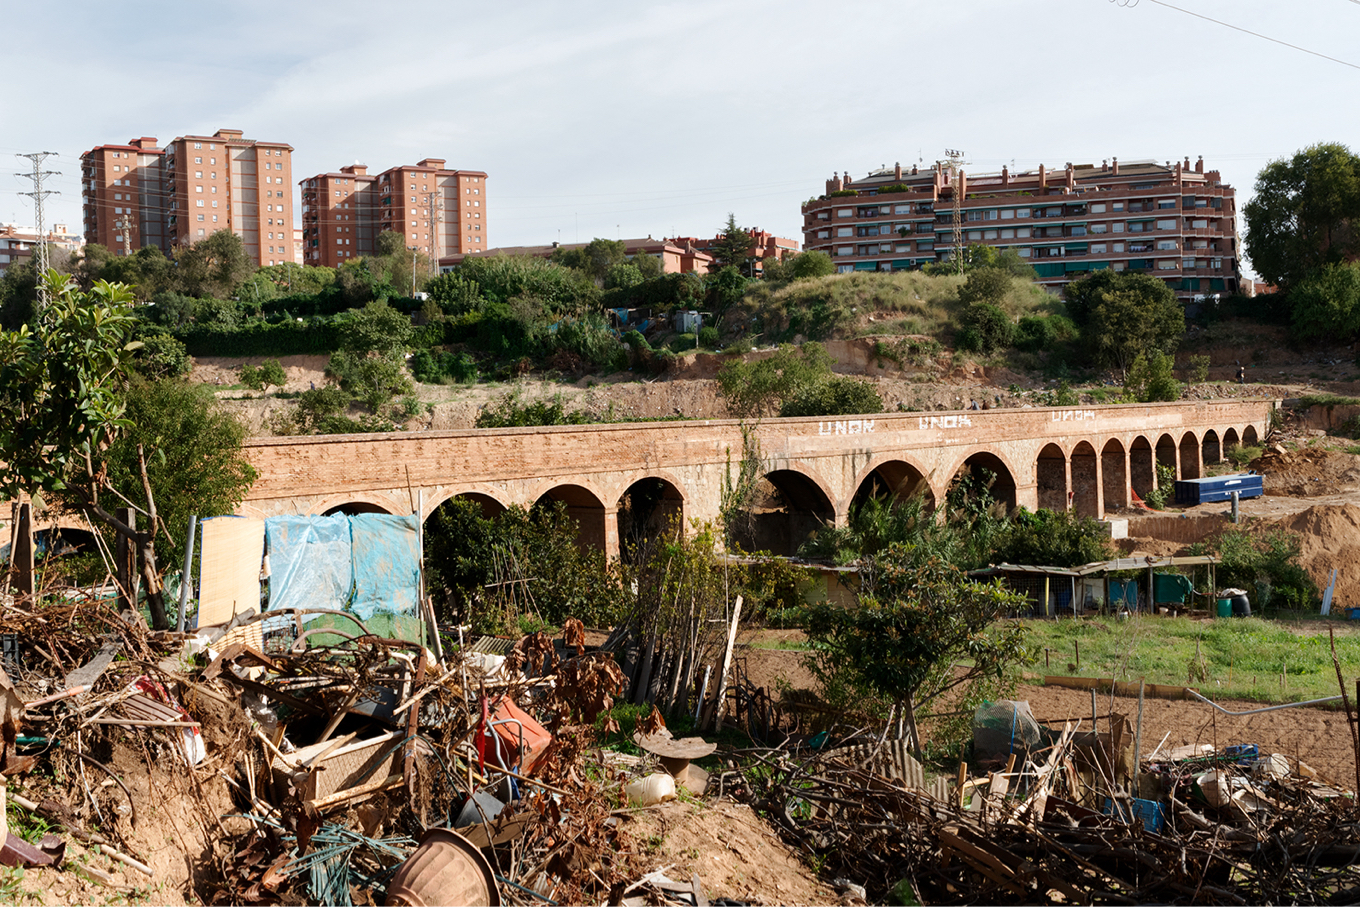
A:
[1024,615,1360,704]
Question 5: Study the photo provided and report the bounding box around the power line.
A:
[1120,0,1360,71]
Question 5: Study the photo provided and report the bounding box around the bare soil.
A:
[623,799,840,906]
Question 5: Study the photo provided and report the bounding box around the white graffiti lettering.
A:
[917,414,973,430]
[819,420,876,436]
[1052,409,1097,422]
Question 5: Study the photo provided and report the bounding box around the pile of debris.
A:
[737,700,1360,905]
[0,597,744,905]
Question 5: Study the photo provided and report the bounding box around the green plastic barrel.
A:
[1216,598,1232,618]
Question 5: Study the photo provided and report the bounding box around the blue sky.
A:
[3,0,1357,277]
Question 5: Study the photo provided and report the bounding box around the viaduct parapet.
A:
[239,398,1275,559]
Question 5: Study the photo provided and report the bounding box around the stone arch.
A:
[1223,427,1241,451]
[617,476,685,563]
[1243,425,1260,446]
[731,467,836,557]
[850,457,936,515]
[1070,441,1099,518]
[316,493,399,516]
[1155,433,1178,479]
[948,450,1018,512]
[1036,443,1067,512]
[1101,438,1128,513]
[1202,429,1222,465]
[1130,435,1155,500]
[425,485,510,521]
[534,483,608,552]
[1179,431,1202,480]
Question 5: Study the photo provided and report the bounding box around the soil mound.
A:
[1270,503,1360,607]
[1253,446,1360,497]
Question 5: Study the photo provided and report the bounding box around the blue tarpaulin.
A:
[265,515,353,613]
[350,514,420,621]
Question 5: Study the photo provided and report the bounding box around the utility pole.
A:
[424,192,443,278]
[942,148,968,274]
[116,213,133,256]
[409,246,418,297]
[16,152,60,306]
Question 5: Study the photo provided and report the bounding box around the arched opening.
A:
[949,452,1017,513]
[1202,429,1221,465]
[535,485,607,552]
[1130,436,1155,500]
[851,460,935,513]
[1223,427,1241,451]
[1070,441,1099,518]
[1179,432,1202,480]
[730,469,835,557]
[1243,425,1260,446]
[1155,433,1178,480]
[1101,439,1128,513]
[453,492,507,521]
[323,501,393,516]
[617,478,684,563]
[1036,444,1067,512]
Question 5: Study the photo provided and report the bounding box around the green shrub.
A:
[411,349,478,385]
[779,376,883,417]
[668,333,697,353]
[475,392,591,428]
[956,302,1013,354]
[1190,353,1211,384]
[698,326,720,349]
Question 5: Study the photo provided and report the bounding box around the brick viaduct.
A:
[237,398,1275,559]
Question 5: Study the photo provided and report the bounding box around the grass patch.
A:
[746,638,812,652]
[1023,615,1360,703]
[1299,393,1360,409]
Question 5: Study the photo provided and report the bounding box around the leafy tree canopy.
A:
[457,254,599,314]
[1064,270,1185,374]
[711,214,753,272]
[717,342,834,419]
[174,230,255,299]
[1245,142,1360,294]
[1288,261,1360,342]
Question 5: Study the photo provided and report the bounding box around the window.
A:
[984,230,998,240]
[194,142,201,149]
[113,206,122,214]
[1017,247,1031,257]
[1000,228,1015,239]
[213,215,218,222]
[895,242,911,253]
[1000,209,1014,220]
[1157,260,1177,270]
[195,157,202,164]
[1192,219,1208,229]
[195,171,203,178]
[197,214,204,221]
[1016,208,1030,218]
[1158,199,1177,209]
[1157,240,1177,250]
[1113,222,1126,233]
[212,201,217,208]
[1016,227,1031,238]
[1112,202,1125,212]
[1113,243,1125,252]
[1091,203,1106,213]
[836,246,853,256]
[211,186,217,193]
[837,227,853,237]
[474,201,479,207]
[836,208,852,218]
[1092,243,1107,253]
[196,200,204,207]
[1156,219,1177,230]
[1183,258,1196,269]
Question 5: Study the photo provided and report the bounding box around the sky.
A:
[3,0,1358,278]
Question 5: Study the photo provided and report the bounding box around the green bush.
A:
[131,329,191,379]
[240,358,287,393]
[475,392,591,428]
[1125,350,1181,402]
[698,326,720,349]
[956,302,1013,354]
[668,333,697,353]
[410,349,478,385]
[779,375,883,418]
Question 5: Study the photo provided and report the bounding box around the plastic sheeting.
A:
[265,515,353,614]
[350,514,420,621]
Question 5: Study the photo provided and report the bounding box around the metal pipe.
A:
[1186,688,1342,716]
[176,515,197,633]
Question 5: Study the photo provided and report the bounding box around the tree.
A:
[989,508,1115,568]
[957,267,1012,307]
[1124,350,1181,402]
[174,230,255,299]
[550,238,627,284]
[95,379,257,579]
[425,271,483,316]
[785,249,836,280]
[1288,262,1360,341]
[804,557,1031,754]
[717,342,834,419]
[711,214,753,273]
[706,265,748,318]
[0,274,167,625]
[325,301,415,410]
[1245,143,1360,294]
[955,301,1013,354]
[1064,270,1185,375]
[240,358,287,393]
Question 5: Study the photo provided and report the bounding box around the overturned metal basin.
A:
[385,828,500,906]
